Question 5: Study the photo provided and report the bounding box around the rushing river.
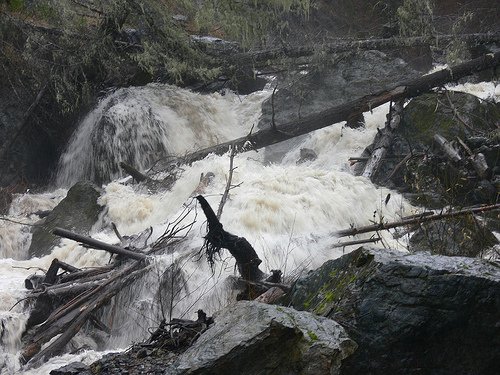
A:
[0,80,497,374]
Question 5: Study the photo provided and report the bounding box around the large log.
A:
[433,134,462,163]
[183,52,500,165]
[119,161,150,183]
[52,227,147,260]
[228,33,500,69]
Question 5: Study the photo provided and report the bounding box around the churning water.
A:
[1,81,498,374]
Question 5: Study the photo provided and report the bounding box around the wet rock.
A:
[50,362,91,375]
[296,148,317,164]
[29,181,103,258]
[258,50,419,163]
[167,300,357,375]
[285,246,500,375]
[89,348,178,374]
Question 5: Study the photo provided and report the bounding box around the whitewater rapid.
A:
[1,80,497,374]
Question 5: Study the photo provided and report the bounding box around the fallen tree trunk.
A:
[195,195,265,281]
[332,237,381,248]
[120,161,150,183]
[362,101,404,180]
[228,33,500,69]
[183,52,500,165]
[52,227,147,260]
[335,203,500,238]
[20,227,156,366]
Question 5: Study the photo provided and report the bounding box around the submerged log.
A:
[196,195,265,281]
[119,161,150,183]
[183,52,500,165]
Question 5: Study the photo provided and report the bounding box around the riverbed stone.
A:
[167,300,357,375]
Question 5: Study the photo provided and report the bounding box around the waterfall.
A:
[2,81,496,374]
[56,84,267,187]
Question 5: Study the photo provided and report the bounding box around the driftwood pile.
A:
[144,309,214,352]
[20,227,151,368]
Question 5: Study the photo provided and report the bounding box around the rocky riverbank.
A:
[50,246,499,375]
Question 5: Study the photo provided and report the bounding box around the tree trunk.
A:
[335,204,500,238]
[195,195,265,281]
[228,33,500,69]
[119,161,150,183]
[183,52,500,165]
[52,227,147,260]
[23,260,147,366]
[362,101,404,180]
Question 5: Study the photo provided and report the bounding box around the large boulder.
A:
[285,246,500,375]
[29,181,103,258]
[167,300,357,375]
[258,50,420,163]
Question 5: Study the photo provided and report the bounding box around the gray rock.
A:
[285,246,500,375]
[50,362,91,375]
[29,181,103,258]
[258,50,419,163]
[296,148,317,164]
[167,300,357,375]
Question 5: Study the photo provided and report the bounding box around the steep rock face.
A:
[285,246,500,375]
[0,86,66,187]
[167,301,357,375]
[364,91,500,206]
[258,50,419,163]
[29,181,102,258]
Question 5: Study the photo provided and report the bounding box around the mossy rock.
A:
[29,181,103,258]
[372,91,500,207]
[283,248,376,320]
[399,91,499,144]
[285,246,500,375]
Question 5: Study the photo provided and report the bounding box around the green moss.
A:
[7,0,24,12]
[307,330,318,342]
